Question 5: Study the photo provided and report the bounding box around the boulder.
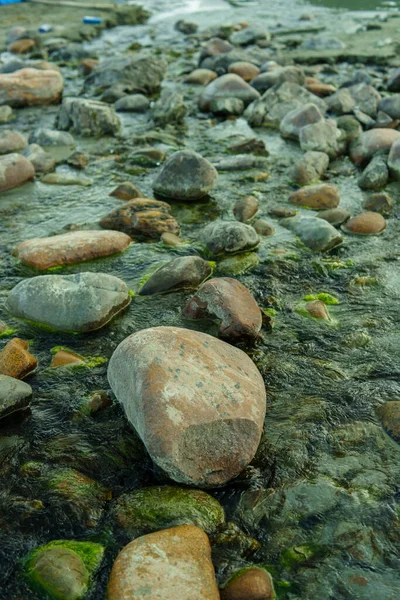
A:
[14,230,131,270]
[0,153,35,193]
[182,277,262,342]
[6,272,131,332]
[107,326,266,486]
[199,74,260,112]
[56,98,120,137]
[0,374,32,419]
[107,525,219,600]
[0,68,63,107]
[139,256,212,295]
[84,54,167,95]
[201,221,259,256]
[153,150,218,200]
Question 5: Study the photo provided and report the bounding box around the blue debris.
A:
[82,16,103,25]
[38,24,53,34]
[0,0,23,5]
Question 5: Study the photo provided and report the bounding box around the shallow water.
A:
[1,0,400,598]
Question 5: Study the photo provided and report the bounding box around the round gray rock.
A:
[0,374,32,420]
[6,272,131,332]
[153,150,218,201]
[201,221,259,256]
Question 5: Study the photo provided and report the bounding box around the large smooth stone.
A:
[350,129,400,166]
[139,256,212,295]
[0,374,32,420]
[107,525,219,600]
[153,150,218,201]
[281,215,343,252]
[6,272,131,332]
[0,153,35,193]
[0,68,63,107]
[199,74,260,112]
[14,230,131,270]
[201,221,259,256]
[108,326,266,487]
[182,277,262,342]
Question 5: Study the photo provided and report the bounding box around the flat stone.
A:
[199,74,260,112]
[342,212,386,235]
[0,374,32,420]
[317,207,351,226]
[41,173,92,186]
[56,98,120,137]
[153,150,218,201]
[14,230,131,270]
[107,525,220,600]
[51,350,85,368]
[139,256,212,295]
[108,326,266,486]
[0,68,63,107]
[0,153,35,193]
[202,221,259,256]
[100,199,179,239]
[182,277,262,342]
[289,183,340,210]
[6,272,131,332]
[0,130,27,154]
[113,486,225,537]
[0,338,37,379]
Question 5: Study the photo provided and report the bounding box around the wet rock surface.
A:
[153,150,218,200]
[139,255,212,295]
[0,375,32,419]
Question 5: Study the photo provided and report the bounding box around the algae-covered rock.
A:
[24,540,104,600]
[114,485,224,537]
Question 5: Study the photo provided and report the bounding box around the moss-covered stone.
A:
[216,252,259,276]
[114,485,224,537]
[24,540,104,600]
[303,292,339,305]
[280,544,321,569]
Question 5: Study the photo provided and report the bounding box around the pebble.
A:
[66,151,89,170]
[362,193,392,215]
[358,154,389,190]
[0,338,37,379]
[114,486,224,537]
[14,230,131,270]
[108,526,220,600]
[0,130,27,154]
[110,182,142,200]
[100,199,179,239]
[198,74,260,112]
[153,150,218,201]
[377,401,400,444]
[342,212,386,235]
[51,349,85,368]
[378,94,400,120]
[254,219,276,236]
[23,144,55,174]
[183,277,262,342]
[289,183,340,210]
[230,137,268,155]
[202,221,259,255]
[0,153,35,193]
[200,37,234,60]
[220,566,276,600]
[0,374,32,420]
[56,98,120,137]
[114,93,150,112]
[233,195,259,222]
[305,300,331,320]
[211,97,244,116]
[8,39,36,54]
[139,256,212,295]
[317,207,351,226]
[228,61,260,82]
[161,232,183,246]
[281,215,343,252]
[0,105,14,123]
[0,68,63,107]
[6,272,131,332]
[80,58,99,75]
[350,129,400,166]
[41,173,93,186]
[108,326,266,486]
[184,68,218,86]
[280,103,323,140]
[291,151,330,185]
[29,128,75,148]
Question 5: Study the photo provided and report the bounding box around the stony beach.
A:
[1,0,400,598]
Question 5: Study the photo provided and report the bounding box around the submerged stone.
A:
[114,486,225,537]
[109,182,142,200]
[202,221,259,256]
[6,272,131,332]
[108,525,219,600]
[100,199,179,239]
[317,208,350,226]
[233,195,259,222]
[108,326,266,487]
[139,256,211,295]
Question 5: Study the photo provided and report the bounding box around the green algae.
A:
[216,252,259,276]
[49,346,107,369]
[114,485,225,537]
[0,328,16,338]
[303,293,340,305]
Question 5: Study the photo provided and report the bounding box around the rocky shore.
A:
[1,0,400,598]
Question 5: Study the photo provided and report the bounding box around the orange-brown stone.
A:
[0,338,37,379]
[228,61,260,82]
[0,68,63,108]
[378,401,400,443]
[80,58,99,76]
[100,199,179,239]
[14,230,132,270]
[289,183,340,210]
[221,567,276,600]
[109,182,142,201]
[51,350,85,368]
[0,153,35,193]
[107,525,220,600]
[342,212,386,235]
[8,39,36,54]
